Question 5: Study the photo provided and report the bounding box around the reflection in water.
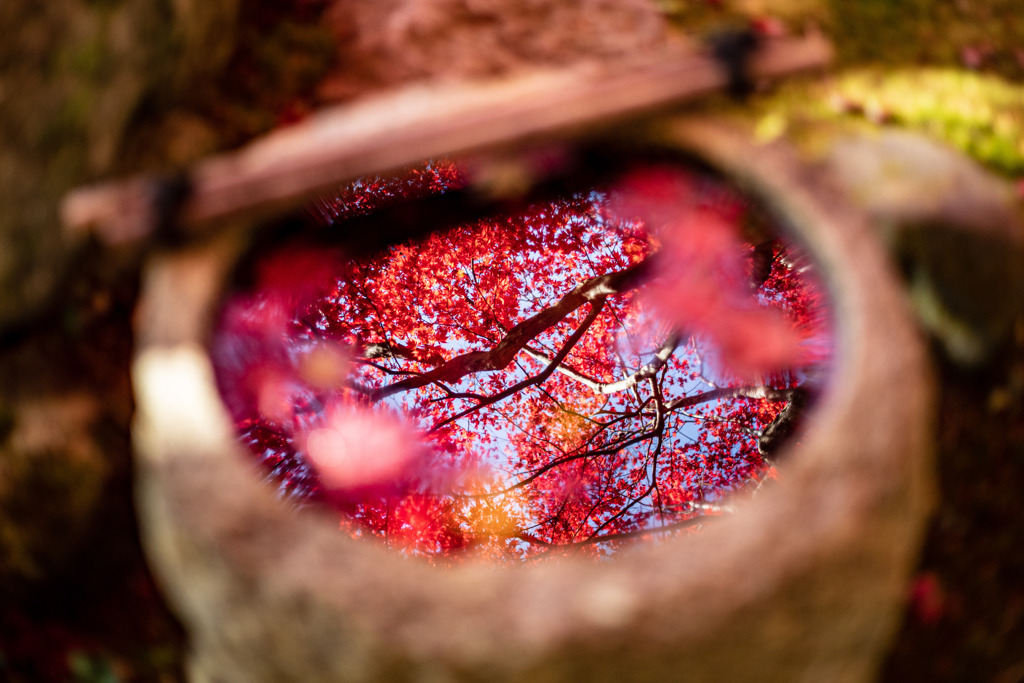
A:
[211,160,832,562]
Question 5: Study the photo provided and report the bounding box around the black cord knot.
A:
[708,28,762,99]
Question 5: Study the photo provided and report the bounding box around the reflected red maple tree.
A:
[212,160,831,562]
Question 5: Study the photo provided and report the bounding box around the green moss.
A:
[658,0,1019,73]
[830,0,934,64]
[748,68,1024,176]
[664,0,1024,80]
[831,0,1024,78]
[656,0,740,33]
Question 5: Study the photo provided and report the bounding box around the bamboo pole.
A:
[62,32,832,244]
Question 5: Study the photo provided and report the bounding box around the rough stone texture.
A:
[823,130,1024,365]
[316,0,680,100]
[130,118,933,682]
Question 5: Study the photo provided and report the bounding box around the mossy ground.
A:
[747,68,1024,177]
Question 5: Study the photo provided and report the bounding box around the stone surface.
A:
[824,130,1024,364]
[131,117,934,682]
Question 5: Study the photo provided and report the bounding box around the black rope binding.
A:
[149,170,195,246]
[708,28,762,99]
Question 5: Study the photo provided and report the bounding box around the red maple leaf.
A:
[212,160,832,561]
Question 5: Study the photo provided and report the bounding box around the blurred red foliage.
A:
[212,161,831,562]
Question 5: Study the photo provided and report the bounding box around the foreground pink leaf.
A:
[305,404,421,495]
[610,168,803,379]
[212,160,833,561]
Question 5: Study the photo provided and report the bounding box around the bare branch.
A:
[431,298,608,430]
[371,261,647,401]
[522,330,681,395]
[530,513,722,554]
[465,409,662,501]
[664,385,795,412]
